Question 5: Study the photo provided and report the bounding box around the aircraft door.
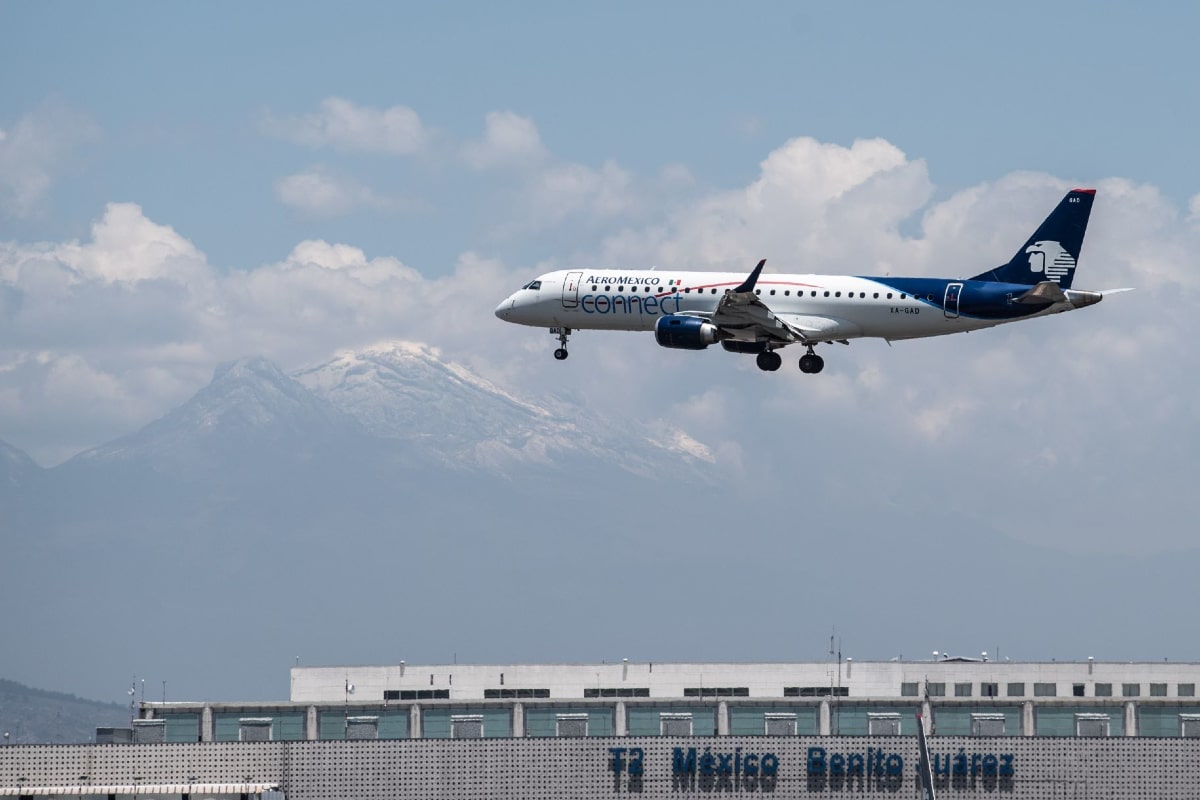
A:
[944,282,962,319]
[561,270,583,309]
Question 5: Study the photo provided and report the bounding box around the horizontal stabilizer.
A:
[1014,281,1068,305]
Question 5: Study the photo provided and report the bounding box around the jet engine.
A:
[654,315,723,350]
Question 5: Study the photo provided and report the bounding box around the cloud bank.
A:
[2,128,1197,554]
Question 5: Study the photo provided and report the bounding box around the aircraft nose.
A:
[495,296,515,320]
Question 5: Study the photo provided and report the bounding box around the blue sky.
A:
[5,2,1198,270]
[2,1,1199,560]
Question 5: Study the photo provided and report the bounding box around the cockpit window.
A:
[520,280,543,291]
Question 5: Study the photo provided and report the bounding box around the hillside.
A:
[0,678,130,744]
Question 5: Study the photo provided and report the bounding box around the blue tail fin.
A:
[971,189,1095,289]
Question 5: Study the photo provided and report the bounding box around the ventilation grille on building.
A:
[451,715,484,739]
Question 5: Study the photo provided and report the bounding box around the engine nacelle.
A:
[654,315,722,350]
[721,340,769,354]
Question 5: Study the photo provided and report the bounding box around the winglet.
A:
[733,259,767,293]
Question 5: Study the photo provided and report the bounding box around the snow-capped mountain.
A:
[292,340,713,475]
[71,357,359,470]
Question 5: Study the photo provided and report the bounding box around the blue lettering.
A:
[830,753,845,776]
[581,294,596,313]
[594,294,610,313]
[999,754,1014,776]
[644,295,659,314]
[807,747,826,774]
[699,749,716,776]
[609,747,626,773]
[744,754,759,776]
[847,752,864,775]
[629,747,644,776]
[673,747,697,774]
[885,754,903,776]
[717,753,734,775]
[761,754,779,776]
[982,754,997,776]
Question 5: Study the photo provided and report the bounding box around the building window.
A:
[784,686,848,697]
[239,718,272,742]
[1150,683,1168,697]
[585,687,649,698]
[1006,683,1025,697]
[345,716,379,740]
[1122,683,1141,697]
[1180,684,1196,697]
[1072,684,1085,697]
[981,683,999,698]
[451,715,484,739]
[867,713,901,736]
[484,688,550,699]
[660,713,693,736]
[900,683,919,697]
[684,687,749,698]
[925,683,946,697]
[1181,715,1200,737]
[555,714,588,737]
[1075,714,1110,737]
[1094,683,1112,697]
[954,683,973,697]
[764,713,797,736]
[971,714,1006,736]
[1034,683,1056,697]
[385,689,449,701]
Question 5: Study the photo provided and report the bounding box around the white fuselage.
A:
[495,268,1070,343]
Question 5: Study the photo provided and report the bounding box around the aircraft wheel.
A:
[756,351,782,371]
[554,348,569,361]
[799,353,824,374]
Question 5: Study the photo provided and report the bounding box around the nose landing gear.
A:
[551,327,572,360]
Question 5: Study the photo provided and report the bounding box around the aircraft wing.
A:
[708,260,861,345]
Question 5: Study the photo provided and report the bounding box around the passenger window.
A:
[605,285,612,291]
[645,286,651,292]
[900,293,906,299]
[860,292,865,298]
[835,291,841,297]
[887,293,893,299]
[711,288,717,294]
[873,292,879,299]
[769,289,776,295]
[823,291,830,297]
[591,285,597,291]
[755,289,761,295]
[784,290,790,296]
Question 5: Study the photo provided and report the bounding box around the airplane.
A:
[495,189,1127,373]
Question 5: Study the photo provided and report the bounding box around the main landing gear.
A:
[798,346,825,374]
[755,346,825,374]
[551,327,571,360]
[755,350,782,371]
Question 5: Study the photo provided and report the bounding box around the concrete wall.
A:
[4,736,1200,799]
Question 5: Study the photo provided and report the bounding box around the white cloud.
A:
[275,168,392,217]
[462,111,547,170]
[3,132,1200,553]
[0,102,100,217]
[260,97,427,155]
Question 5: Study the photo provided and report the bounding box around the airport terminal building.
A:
[5,659,1200,798]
